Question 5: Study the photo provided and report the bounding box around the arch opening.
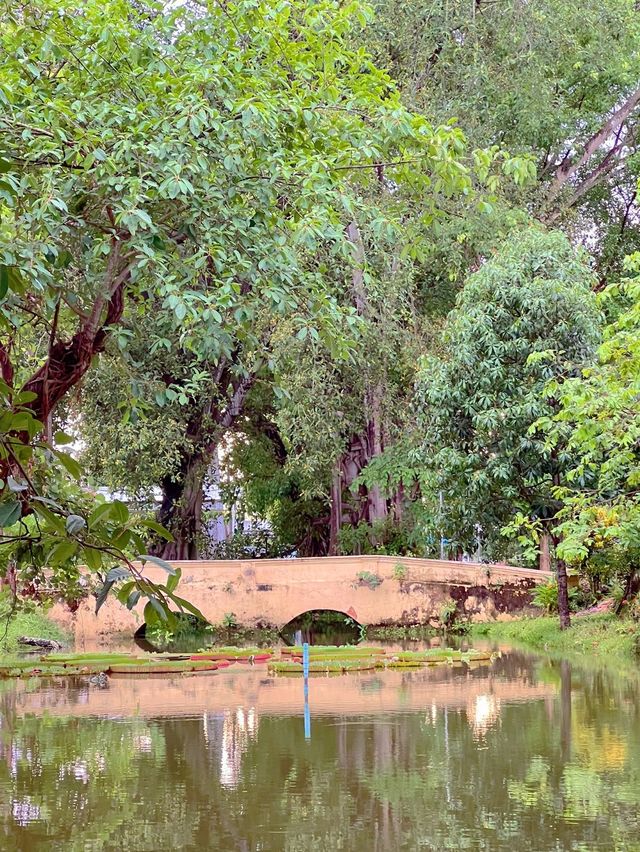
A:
[280,609,364,646]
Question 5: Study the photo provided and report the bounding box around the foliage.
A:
[207,527,294,560]
[0,0,500,575]
[473,614,640,665]
[221,612,238,630]
[438,599,459,630]
[365,0,640,264]
[368,229,601,561]
[0,590,67,652]
[338,516,421,556]
[392,562,407,581]
[2,0,528,560]
[531,579,580,614]
[0,380,194,624]
[538,265,640,594]
[355,571,383,590]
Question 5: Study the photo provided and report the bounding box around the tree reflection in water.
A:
[0,654,639,850]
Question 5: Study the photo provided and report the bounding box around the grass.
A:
[472,614,640,667]
[0,607,69,654]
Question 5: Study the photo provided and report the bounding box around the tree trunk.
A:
[393,483,405,522]
[615,567,640,615]
[539,530,551,572]
[365,383,387,524]
[155,373,255,559]
[22,239,130,424]
[156,454,207,560]
[556,557,571,630]
[328,463,342,556]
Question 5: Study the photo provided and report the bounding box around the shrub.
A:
[393,562,407,581]
[532,579,579,613]
[207,528,294,560]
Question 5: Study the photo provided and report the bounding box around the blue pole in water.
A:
[303,642,311,739]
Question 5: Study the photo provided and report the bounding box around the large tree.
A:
[364,229,602,625]
[3,0,519,564]
[365,0,640,255]
[0,0,476,600]
[541,261,640,607]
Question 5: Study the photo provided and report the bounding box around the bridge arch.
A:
[280,608,363,644]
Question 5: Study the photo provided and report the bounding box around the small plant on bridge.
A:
[355,571,383,590]
[393,562,407,582]
[438,599,459,630]
[222,612,238,629]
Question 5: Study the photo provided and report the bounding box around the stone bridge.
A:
[52,556,551,646]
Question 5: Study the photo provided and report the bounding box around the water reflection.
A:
[0,654,639,850]
[204,708,259,788]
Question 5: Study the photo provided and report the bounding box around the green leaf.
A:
[31,502,66,533]
[52,449,82,480]
[166,566,181,594]
[0,501,21,527]
[48,540,78,565]
[95,579,115,614]
[0,265,9,300]
[65,514,87,534]
[167,593,207,622]
[14,390,38,405]
[89,500,128,528]
[138,518,174,541]
[106,566,131,582]
[110,500,129,525]
[138,554,177,575]
[7,475,27,492]
[53,431,74,445]
[126,590,141,610]
[144,597,170,625]
[116,580,135,604]
[84,548,103,571]
[89,502,114,527]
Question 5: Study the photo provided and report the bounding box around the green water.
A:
[1,651,639,850]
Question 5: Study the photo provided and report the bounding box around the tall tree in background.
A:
[363,230,601,625]
[365,0,640,257]
[541,259,640,609]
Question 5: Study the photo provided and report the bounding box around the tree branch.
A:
[20,240,135,422]
[545,84,640,209]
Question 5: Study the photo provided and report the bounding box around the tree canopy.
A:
[1,0,640,631]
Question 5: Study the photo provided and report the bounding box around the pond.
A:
[1,647,639,851]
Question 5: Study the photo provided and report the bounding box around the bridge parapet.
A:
[50,555,551,646]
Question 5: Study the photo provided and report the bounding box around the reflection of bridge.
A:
[51,555,551,644]
[12,659,556,721]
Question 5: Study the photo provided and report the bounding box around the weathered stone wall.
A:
[49,556,551,646]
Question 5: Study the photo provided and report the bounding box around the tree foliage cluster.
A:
[1,0,640,629]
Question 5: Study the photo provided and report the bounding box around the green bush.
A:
[208,528,294,560]
[532,579,579,613]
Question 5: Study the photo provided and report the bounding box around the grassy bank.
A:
[472,614,640,667]
[0,608,69,654]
